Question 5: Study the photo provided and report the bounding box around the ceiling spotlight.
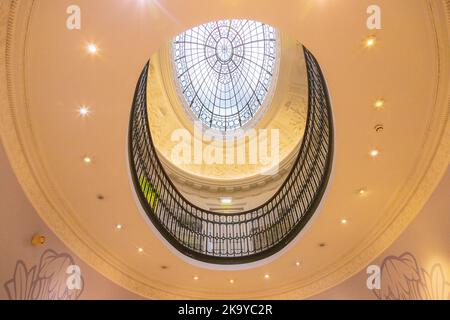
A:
[220,197,233,205]
[116,224,123,230]
[358,189,367,196]
[295,261,301,267]
[87,44,98,55]
[264,274,270,279]
[138,248,144,253]
[83,157,92,164]
[365,36,377,48]
[370,149,380,157]
[229,279,235,284]
[78,106,90,117]
[341,219,348,225]
[374,100,385,109]
[193,276,199,281]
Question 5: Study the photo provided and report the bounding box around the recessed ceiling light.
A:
[365,36,377,48]
[78,106,90,117]
[374,100,385,109]
[229,279,235,284]
[193,276,199,281]
[358,189,367,196]
[264,274,270,279]
[138,248,144,253]
[220,197,233,205]
[341,219,348,225]
[370,149,380,157]
[116,224,123,230]
[87,44,98,54]
[296,261,301,267]
[83,157,92,164]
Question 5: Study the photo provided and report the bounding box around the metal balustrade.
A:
[128,46,334,264]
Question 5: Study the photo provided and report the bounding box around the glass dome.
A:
[173,20,279,132]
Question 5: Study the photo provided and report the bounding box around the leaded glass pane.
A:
[173,20,278,131]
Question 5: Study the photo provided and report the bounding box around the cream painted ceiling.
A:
[0,0,449,299]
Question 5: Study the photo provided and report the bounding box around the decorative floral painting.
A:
[4,249,84,300]
[374,252,450,300]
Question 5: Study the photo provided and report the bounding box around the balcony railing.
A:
[128,46,333,264]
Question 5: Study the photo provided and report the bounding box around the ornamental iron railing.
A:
[128,46,333,264]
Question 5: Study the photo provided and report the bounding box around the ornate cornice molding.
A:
[0,0,448,300]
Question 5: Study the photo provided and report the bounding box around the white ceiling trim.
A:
[0,0,449,299]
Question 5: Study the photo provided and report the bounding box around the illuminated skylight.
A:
[173,20,279,132]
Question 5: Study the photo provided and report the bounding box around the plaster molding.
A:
[0,0,448,300]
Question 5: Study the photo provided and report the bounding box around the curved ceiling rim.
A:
[273,0,450,299]
[0,0,193,300]
[0,0,449,299]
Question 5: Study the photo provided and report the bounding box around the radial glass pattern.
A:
[173,20,278,131]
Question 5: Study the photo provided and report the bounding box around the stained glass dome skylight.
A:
[173,20,279,132]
